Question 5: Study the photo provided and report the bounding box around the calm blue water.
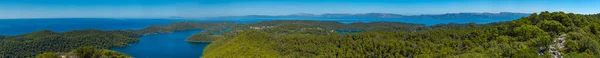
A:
[0,18,188,36]
[111,30,209,58]
[0,18,255,36]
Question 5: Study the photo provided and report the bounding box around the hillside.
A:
[201,11,600,58]
[35,46,132,58]
[0,30,140,57]
[185,20,426,42]
[137,22,237,34]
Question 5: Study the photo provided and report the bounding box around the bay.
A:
[111,30,208,58]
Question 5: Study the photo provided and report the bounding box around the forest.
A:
[185,20,428,42]
[35,46,132,58]
[0,30,141,57]
[200,11,600,58]
[137,22,236,34]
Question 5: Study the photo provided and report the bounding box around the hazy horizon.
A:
[1,0,599,18]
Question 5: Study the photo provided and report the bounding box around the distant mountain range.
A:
[209,12,530,19]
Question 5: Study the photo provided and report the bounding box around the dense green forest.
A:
[138,22,236,34]
[0,30,140,57]
[186,20,427,42]
[186,31,223,42]
[201,11,600,58]
[35,46,132,58]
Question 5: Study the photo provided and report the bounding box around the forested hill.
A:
[0,30,141,57]
[137,22,237,34]
[201,11,600,58]
[35,46,132,58]
[185,20,428,42]
[185,20,498,43]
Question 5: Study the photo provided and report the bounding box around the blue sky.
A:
[0,0,599,18]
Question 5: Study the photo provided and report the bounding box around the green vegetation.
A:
[0,30,140,57]
[35,46,132,58]
[138,22,237,34]
[0,35,4,40]
[241,20,425,32]
[35,52,59,58]
[201,11,600,58]
[186,20,426,42]
[186,31,223,42]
